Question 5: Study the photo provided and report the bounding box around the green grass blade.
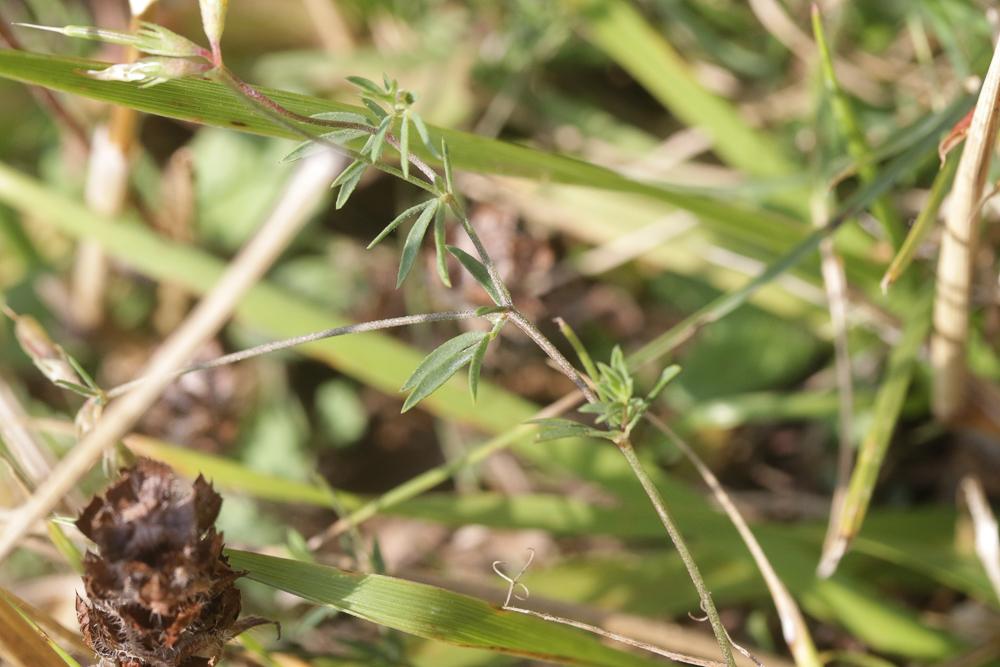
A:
[821,295,933,575]
[433,205,452,287]
[0,49,799,232]
[227,551,664,667]
[567,0,795,179]
[629,98,965,369]
[125,434,356,508]
[812,6,904,247]
[881,152,960,291]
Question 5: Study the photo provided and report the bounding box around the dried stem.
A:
[0,151,343,562]
[105,309,486,399]
[0,376,84,512]
[931,34,1000,421]
[960,477,1000,602]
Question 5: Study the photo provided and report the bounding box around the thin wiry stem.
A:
[507,311,597,403]
[105,310,486,400]
[616,437,737,667]
[493,551,740,667]
[215,67,440,187]
[645,413,821,667]
[504,606,729,667]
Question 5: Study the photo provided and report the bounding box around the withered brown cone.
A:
[75,458,266,667]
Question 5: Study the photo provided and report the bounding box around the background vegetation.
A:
[0,0,999,666]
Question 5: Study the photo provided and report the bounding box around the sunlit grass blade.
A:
[46,520,83,574]
[812,6,903,248]
[123,433,357,507]
[567,0,794,180]
[0,588,79,667]
[0,49,801,232]
[818,295,933,577]
[881,151,960,292]
[227,551,664,667]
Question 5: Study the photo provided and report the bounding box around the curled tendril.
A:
[491,548,536,608]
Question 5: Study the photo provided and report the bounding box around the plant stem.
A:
[646,414,821,667]
[616,437,737,667]
[105,309,486,400]
[508,310,597,403]
[214,67,440,187]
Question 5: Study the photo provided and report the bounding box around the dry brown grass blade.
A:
[960,477,1000,602]
[0,587,71,667]
[0,376,83,512]
[931,34,1000,421]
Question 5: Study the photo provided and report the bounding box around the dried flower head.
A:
[75,459,265,667]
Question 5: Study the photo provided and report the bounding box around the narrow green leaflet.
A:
[362,97,388,120]
[333,160,366,209]
[368,199,436,249]
[446,246,502,305]
[346,75,383,95]
[310,111,371,126]
[410,111,436,157]
[467,335,490,401]
[281,129,368,163]
[401,332,487,393]
[433,205,451,287]
[368,115,392,163]
[396,199,439,286]
[400,109,411,180]
[227,551,662,667]
[533,418,616,443]
[403,338,486,412]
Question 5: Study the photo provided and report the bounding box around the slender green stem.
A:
[616,437,737,667]
[213,67,439,192]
